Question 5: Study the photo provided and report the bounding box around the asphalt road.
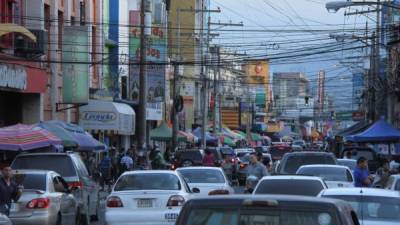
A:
[91,186,245,225]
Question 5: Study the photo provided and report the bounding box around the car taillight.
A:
[68,181,83,189]
[231,158,235,163]
[166,195,185,207]
[107,196,123,208]
[240,163,247,169]
[171,164,176,170]
[208,189,230,195]
[26,198,50,209]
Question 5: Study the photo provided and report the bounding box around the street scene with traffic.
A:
[1,0,400,225]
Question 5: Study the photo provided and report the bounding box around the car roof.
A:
[321,188,400,198]
[389,174,400,179]
[176,167,224,172]
[15,152,77,158]
[121,170,179,176]
[285,151,333,155]
[260,175,324,181]
[298,165,349,170]
[337,159,356,162]
[13,169,55,175]
[184,194,347,208]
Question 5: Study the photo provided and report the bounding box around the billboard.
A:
[129,10,166,104]
[244,60,270,108]
[62,26,89,104]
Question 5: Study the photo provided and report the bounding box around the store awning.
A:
[0,23,36,42]
[79,100,135,136]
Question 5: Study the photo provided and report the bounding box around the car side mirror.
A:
[192,187,200,193]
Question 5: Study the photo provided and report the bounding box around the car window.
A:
[255,179,325,196]
[53,176,68,193]
[180,151,203,161]
[183,208,338,225]
[220,148,234,155]
[385,176,394,189]
[322,195,400,222]
[297,167,351,182]
[12,155,77,177]
[114,173,181,191]
[13,173,46,191]
[395,179,400,191]
[179,169,225,184]
[283,155,336,174]
[72,155,89,177]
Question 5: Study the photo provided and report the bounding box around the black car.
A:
[341,147,380,173]
[176,195,360,225]
[172,149,204,168]
[270,144,292,161]
[276,151,337,175]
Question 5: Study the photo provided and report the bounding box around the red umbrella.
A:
[0,124,61,151]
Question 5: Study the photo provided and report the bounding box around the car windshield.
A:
[179,151,202,161]
[254,179,324,196]
[337,160,356,171]
[12,155,77,177]
[220,148,234,155]
[13,173,46,191]
[293,141,304,145]
[179,169,225,184]
[297,167,352,182]
[239,154,251,162]
[114,173,181,191]
[183,208,338,225]
[322,195,400,222]
[283,155,336,174]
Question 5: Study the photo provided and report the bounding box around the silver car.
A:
[9,170,78,225]
[0,214,11,225]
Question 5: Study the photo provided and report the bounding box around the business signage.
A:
[352,111,365,121]
[245,60,270,109]
[0,63,27,90]
[81,111,117,123]
[62,26,89,104]
[146,102,163,121]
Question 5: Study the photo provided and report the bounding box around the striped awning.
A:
[0,124,61,151]
[0,23,37,42]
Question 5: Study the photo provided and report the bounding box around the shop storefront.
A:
[0,60,47,127]
[79,100,135,151]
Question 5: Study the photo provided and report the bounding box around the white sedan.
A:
[296,165,354,188]
[105,170,198,225]
[0,214,11,225]
[319,188,400,225]
[176,167,234,196]
[385,174,400,191]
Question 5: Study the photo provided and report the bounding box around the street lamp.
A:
[326,1,400,13]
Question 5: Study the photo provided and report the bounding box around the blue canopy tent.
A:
[192,127,218,145]
[346,119,400,155]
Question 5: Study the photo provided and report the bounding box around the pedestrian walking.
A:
[0,167,22,216]
[99,154,112,192]
[353,157,373,187]
[151,149,169,170]
[120,152,134,173]
[247,153,269,180]
[203,149,215,167]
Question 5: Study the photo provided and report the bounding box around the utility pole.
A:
[369,31,377,122]
[212,46,220,136]
[138,0,151,151]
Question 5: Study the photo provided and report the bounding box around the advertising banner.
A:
[62,26,89,104]
[245,60,270,108]
[129,10,166,104]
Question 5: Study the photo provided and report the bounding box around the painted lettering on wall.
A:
[0,63,27,90]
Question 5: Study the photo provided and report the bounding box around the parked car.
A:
[176,167,234,196]
[269,144,292,161]
[320,188,400,225]
[0,214,11,225]
[172,149,204,168]
[11,152,99,225]
[105,170,198,225]
[338,159,357,171]
[275,151,337,175]
[385,174,400,191]
[9,170,78,225]
[341,147,380,173]
[176,195,360,225]
[253,175,328,197]
[296,165,354,188]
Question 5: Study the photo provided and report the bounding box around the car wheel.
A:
[182,160,193,167]
[56,214,61,225]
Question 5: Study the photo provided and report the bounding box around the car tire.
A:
[182,160,193,167]
[56,214,61,225]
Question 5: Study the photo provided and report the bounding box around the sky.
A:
[210,0,370,111]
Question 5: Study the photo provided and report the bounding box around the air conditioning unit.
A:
[14,29,48,57]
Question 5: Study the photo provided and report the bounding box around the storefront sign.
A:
[147,102,163,121]
[0,64,27,90]
[62,26,89,104]
[81,111,117,123]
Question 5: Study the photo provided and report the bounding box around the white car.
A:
[105,170,198,225]
[253,175,327,196]
[176,167,234,196]
[385,174,400,191]
[234,148,255,158]
[319,188,400,225]
[0,214,11,225]
[337,159,357,171]
[296,165,354,188]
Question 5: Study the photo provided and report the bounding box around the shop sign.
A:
[81,111,117,123]
[147,102,163,121]
[352,111,365,121]
[0,64,27,90]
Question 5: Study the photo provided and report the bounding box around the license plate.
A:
[137,199,153,208]
[10,203,19,212]
[165,213,179,221]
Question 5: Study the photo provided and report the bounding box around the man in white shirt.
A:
[120,153,134,172]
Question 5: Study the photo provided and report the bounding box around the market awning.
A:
[251,133,262,141]
[79,100,135,135]
[346,119,400,143]
[0,23,36,42]
[36,121,78,148]
[150,123,186,142]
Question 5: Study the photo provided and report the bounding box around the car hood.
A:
[362,220,399,225]
[188,183,229,196]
